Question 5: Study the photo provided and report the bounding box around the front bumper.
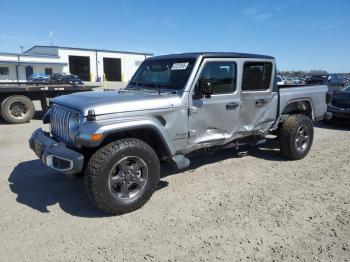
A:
[29,128,84,175]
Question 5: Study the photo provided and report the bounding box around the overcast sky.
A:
[0,0,349,72]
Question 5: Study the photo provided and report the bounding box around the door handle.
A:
[226,102,240,110]
[256,99,268,105]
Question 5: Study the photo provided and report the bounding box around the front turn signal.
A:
[90,134,104,141]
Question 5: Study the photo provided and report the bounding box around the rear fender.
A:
[272,99,314,129]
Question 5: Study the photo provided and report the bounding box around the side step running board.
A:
[171,155,190,170]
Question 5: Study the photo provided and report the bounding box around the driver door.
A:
[188,59,241,145]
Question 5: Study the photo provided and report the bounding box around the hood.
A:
[52,89,180,116]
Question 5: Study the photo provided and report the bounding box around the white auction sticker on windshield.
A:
[171,62,189,70]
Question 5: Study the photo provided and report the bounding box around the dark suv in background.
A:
[306,74,346,90]
[326,85,350,123]
[305,74,328,85]
[50,73,66,82]
[50,74,83,85]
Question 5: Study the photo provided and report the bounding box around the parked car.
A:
[341,78,349,86]
[29,52,329,215]
[277,76,297,85]
[50,73,67,82]
[328,74,345,87]
[50,74,83,85]
[276,75,285,85]
[28,73,49,83]
[284,77,296,85]
[292,78,301,84]
[64,74,83,85]
[305,74,345,88]
[299,77,306,84]
[326,85,350,122]
[305,75,329,85]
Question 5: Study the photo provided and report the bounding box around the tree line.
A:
[277,70,350,79]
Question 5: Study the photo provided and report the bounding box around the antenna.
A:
[49,31,54,46]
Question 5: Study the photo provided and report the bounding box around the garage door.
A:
[103,58,121,81]
[69,56,90,81]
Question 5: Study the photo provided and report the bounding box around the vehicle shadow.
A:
[315,121,350,130]
[161,138,285,177]
[9,139,281,217]
[0,117,8,125]
[8,160,169,218]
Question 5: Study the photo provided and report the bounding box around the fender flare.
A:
[281,99,314,120]
[78,117,177,157]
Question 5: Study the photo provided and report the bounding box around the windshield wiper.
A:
[128,81,144,88]
[143,83,180,94]
[128,82,179,94]
[142,83,163,94]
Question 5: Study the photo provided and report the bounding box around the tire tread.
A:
[1,95,35,124]
[279,114,314,160]
[84,138,160,215]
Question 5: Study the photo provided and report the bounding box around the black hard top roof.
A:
[147,52,274,60]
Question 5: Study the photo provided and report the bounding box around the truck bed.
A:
[279,84,328,120]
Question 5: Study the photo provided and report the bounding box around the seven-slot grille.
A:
[50,104,72,142]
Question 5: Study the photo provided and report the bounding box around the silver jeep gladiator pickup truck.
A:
[29,52,330,215]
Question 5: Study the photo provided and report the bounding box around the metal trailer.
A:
[0,83,95,124]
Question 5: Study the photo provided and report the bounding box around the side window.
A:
[198,62,236,94]
[242,62,273,91]
[0,67,9,75]
[45,68,53,75]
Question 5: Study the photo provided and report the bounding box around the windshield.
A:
[128,58,196,91]
[343,85,350,92]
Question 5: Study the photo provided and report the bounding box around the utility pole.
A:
[49,31,54,46]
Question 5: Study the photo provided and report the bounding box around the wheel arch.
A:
[97,123,176,160]
[281,99,314,121]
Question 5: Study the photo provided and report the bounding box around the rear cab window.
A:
[242,62,273,91]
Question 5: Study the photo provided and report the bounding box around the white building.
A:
[0,45,152,83]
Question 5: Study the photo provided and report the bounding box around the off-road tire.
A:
[1,95,35,124]
[84,138,160,215]
[279,114,314,160]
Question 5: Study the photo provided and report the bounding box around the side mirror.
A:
[197,79,213,98]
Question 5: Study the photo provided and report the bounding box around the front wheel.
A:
[278,114,314,160]
[84,138,160,215]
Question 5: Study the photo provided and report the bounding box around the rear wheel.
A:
[1,95,35,124]
[279,114,314,160]
[84,138,160,215]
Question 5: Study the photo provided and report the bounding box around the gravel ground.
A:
[0,115,349,261]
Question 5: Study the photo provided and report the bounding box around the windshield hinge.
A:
[188,130,196,138]
[87,109,96,121]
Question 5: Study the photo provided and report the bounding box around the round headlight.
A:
[68,113,81,132]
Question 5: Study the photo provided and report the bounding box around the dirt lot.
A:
[0,116,349,261]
